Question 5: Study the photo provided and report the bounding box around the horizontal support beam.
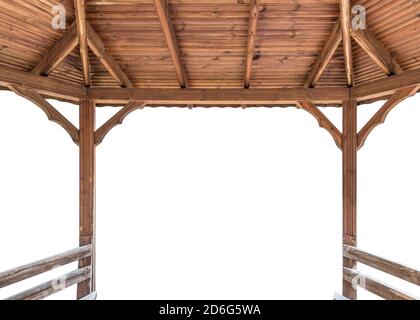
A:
[5,267,91,300]
[344,245,420,286]
[0,245,92,289]
[0,66,85,101]
[88,87,349,105]
[351,68,420,102]
[343,268,416,300]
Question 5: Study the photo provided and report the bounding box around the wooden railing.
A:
[0,245,95,300]
[343,245,420,300]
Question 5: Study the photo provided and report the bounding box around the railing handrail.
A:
[0,245,92,289]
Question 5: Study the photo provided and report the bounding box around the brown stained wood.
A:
[305,21,342,88]
[87,23,133,88]
[8,86,80,144]
[0,245,91,289]
[351,68,420,102]
[340,0,353,86]
[78,99,96,299]
[351,29,403,76]
[344,245,420,286]
[95,101,146,146]
[243,0,259,89]
[296,101,342,149]
[342,99,357,300]
[343,268,417,300]
[74,0,90,86]
[87,87,350,105]
[32,22,78,76]
[5,267,91,301]
[358,86,418,150]
[0,65,84,102]
[79,291,97,300]
[154,0,188,88]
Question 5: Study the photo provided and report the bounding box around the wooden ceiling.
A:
[0,0,419,94]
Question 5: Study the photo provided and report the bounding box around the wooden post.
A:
[342,99,357,299]
[77,99,96,299]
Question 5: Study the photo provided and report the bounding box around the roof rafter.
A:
[86,23,133,88]
[305,21,342,88]
[9,85,80,144]
[340,0,354,86]
[244,0,260,89]
[74,0,90,86]
[32,22,78,76]
[351,28,403,76]
[153,0,188,88]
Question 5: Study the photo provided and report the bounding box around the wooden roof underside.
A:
[0,0,420,105]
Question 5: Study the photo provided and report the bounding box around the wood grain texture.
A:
[6,267,91,301]
[0,245,91,289]
[343,268,417,300]
[32,22,78,76]
[243,0,259,89]
[74,0,90,86]
[9,86,80,144]
[305,21,342,88]
[95,101,146,146]
[78,99,96,299]
[87,22,133,88]
[154,0,188,88]
[296,101,342,149]
[344,245,420,286]
[351,29,403,76]
[339,0,353,86]
[358,86,418,149]
[342,99,357,300]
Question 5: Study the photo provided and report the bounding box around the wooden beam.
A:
[6,267,91,300]
[9,86,80,144]
[154,0,188,88]
[244,0,260,89]
[32,22,78,76]
[0,245,91,289]
[0,65,85,101]
[77,99,96,299]
[351,68,420,102]
[358,86,418,149]
[351,29,403,76]
[95,101,146,146]
[74,0,90,86]
[343,268,417,300]
[296,101,343,149]
[87,87,350,105]
[305,21,342,88]
[344,245,420,285]
[342,99,357,300]
[87,22,133,88]
[340,0,353,86]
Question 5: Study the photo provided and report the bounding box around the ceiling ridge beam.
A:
[305,21,342,88]
[74,0,90,87]
[154,0,188,88]
[244,0,260,89]
[9,85,80,144]
[86,22,133,88]
[340,0,354,86]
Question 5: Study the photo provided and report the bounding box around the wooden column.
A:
[77,99,96,299]
[342,99,357,299]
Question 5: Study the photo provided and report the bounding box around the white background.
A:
[0,90,419,300]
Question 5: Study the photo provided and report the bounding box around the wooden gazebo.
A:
[0,0,419,300]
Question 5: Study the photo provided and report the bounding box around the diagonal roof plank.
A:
[87,23,133,88]
[74,0,90,87]
[351,29,403,76]
[31,22,78,76]
[305,21,342,88]
[339,0,354,86]
[153,0,188,89]
[244,0,260,89]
